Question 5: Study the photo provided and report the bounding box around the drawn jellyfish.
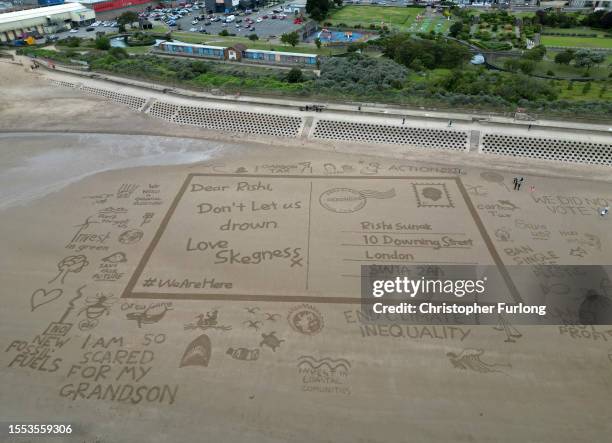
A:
[421,187,443,202]
[578,290,612,325]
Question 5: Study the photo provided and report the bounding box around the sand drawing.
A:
[413,183,454,208]
[264,313,281,322]
[30,288,63,311]
[78,293,115,319]
[244,320,262,331]
[260,332,284,352]
[118,229,144,244]
[102,252,127,263]
[227,347,260,361]
[180,334,212,368]
[287,304,324,335]
[446,349,511,374]
[49,255,89,284]
[297,356,351,372]
[116,184,139,199]
[493,315,523,343]
[184,311,232,331]
[126,304,172,328]
[319,188,396,213]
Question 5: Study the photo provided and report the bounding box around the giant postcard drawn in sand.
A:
[124,174,518,303]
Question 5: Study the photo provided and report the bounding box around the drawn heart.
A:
[31,288,63,311]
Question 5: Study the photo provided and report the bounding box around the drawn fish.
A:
[540,283,570,295]
[226,347,259,361]
[179,334,211,368]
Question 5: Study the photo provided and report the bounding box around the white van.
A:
[225,15,235,23]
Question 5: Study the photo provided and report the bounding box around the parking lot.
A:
[161,2,304,39]
[54,23,119,40]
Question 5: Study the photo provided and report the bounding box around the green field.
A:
[542,26,607,37]
[558,80,612,101]
[495,54,610,80]
[541,35,612,49]
[326,6,451,33]
[125,46,152,55]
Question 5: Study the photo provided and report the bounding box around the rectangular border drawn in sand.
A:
[121,174,520,304]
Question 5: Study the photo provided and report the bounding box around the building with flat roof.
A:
[0,3,95,41]
[65,0,151,14]
[156,40,319,66]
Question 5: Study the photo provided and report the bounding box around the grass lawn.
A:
[170,32,339,55]
[125,46,152,55]
[327,6,426,32]
[542,26,606,37]
[558,80,612,101]
[150,24,169,34]
[537,59,610,79]
[541,35,612,49]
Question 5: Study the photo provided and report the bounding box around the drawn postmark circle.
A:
[287,304,324,335]
[319,188,365,213]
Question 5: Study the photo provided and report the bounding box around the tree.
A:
[286,67,303,83]
[314,37,321,49]
[519,60,535,75]
[503,58,521,72]
[449,21,463,38]
[523,44,546,61]
[281,31,300,47]
[309,7,323,22]
[574,50,605,73]
[554,50,574,65]
[582,82,592,94]
[94,36,111,50]
[118,11,139,28]
[248,33,259,41]
[379,34,470,70]
[306,0,330,20]
[108,47,128,59]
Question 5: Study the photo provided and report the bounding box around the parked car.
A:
[69,29,79,33]
[86,27,94,31]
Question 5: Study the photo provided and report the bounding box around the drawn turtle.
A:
[259,332,284,352]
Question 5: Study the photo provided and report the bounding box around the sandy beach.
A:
[1,59,612,443]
